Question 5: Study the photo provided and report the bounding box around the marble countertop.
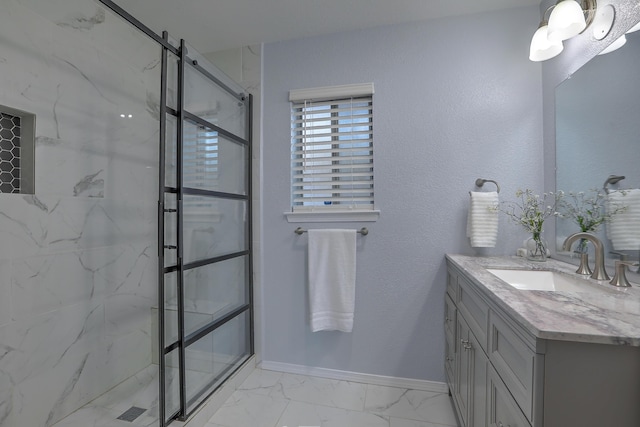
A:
[446,255,640,347]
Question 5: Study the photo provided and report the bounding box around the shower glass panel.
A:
[182,121,247,195]
[165,114,178,189]
[166,52,180,112]
[185,311,250,413]
[183,255,249,337]
[1,1,168,426]
[183,196,247,263]
[164,349,181,420]
[183,67,247,139]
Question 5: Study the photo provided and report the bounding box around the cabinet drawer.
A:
[488,366,531,427]
[489,312,536,422]
[457,275,489,352]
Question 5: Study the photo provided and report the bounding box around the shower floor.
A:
[51,362,218,427]
[52,364,161,427]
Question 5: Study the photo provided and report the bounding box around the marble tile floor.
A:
[52,365,459,427]
[206,368,460,427]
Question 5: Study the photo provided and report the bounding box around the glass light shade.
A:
[598,34,627,55]
[548,0,587,42]
[529,25,564,61]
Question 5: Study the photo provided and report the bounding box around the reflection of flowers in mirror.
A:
[558,189,627,233]
[558,189,627,252]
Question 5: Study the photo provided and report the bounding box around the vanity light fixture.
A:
[529,6,564,61]
[529,0,598,62]
[548,0,597,42]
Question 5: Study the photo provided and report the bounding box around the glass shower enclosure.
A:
[158,34,254,425]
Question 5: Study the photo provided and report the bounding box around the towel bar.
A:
[295,227,368,236]
[475,178,500,193]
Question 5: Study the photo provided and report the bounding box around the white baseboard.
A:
[258,360,449,394]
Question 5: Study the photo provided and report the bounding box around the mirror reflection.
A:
[556,27,640,263]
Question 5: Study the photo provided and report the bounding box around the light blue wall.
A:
[261,6,543,381]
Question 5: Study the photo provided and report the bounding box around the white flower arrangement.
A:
[496,189,563,236]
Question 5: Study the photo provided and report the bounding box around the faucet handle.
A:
[609,260,639,288]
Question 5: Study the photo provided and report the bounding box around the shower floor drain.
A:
[117,406,147,422]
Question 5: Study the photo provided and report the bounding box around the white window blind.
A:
[290,84,374,212]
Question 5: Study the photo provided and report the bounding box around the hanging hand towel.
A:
[466,191,499,248]
[607,189,640,250]
[308,229,356,332]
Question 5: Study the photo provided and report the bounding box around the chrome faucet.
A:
[562,232,610,281]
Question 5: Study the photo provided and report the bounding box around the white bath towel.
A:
[607,189,640,250]
[466,191,499,248]
[308,229,356,332]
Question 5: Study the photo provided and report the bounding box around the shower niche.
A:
[0,104,35,194]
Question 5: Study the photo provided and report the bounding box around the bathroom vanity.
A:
[445,255,640,427]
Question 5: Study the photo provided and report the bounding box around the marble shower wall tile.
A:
[0,1,160,426]
[1,0,160,199]
[0,301,106,427]
[0,260,11,328]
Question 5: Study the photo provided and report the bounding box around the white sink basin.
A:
[487,268,601,292]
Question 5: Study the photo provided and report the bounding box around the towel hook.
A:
[603,175,625,194]
[475,178,500,193]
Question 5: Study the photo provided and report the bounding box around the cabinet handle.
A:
[460,339,472,350]
[498,422,511,427]
[464,342,472,350]
[445,316,451,322]
[446,356,454,361]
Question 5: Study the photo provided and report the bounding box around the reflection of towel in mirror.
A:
[606,189,640,251]
[466,192,499,248]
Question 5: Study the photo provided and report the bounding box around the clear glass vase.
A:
[526,233,548,262]
[576,237,589,254]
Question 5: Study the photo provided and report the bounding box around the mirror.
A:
[556,27,640,263]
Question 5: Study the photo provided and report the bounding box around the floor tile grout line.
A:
[271,398,293,427]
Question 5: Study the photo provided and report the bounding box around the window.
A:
[287,83,378,222]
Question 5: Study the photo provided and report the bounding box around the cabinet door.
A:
[487,366,531,427]
[470,331,487,427]
[454,317,471,427]
[445,294,457,388]
[455,315,489,427]
[488,312,536,423]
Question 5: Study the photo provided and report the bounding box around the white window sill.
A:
[284,210,380,223]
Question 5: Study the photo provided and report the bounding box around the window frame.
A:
[285,83,379,223]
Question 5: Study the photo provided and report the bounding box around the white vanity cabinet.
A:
[446,257,640,427]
